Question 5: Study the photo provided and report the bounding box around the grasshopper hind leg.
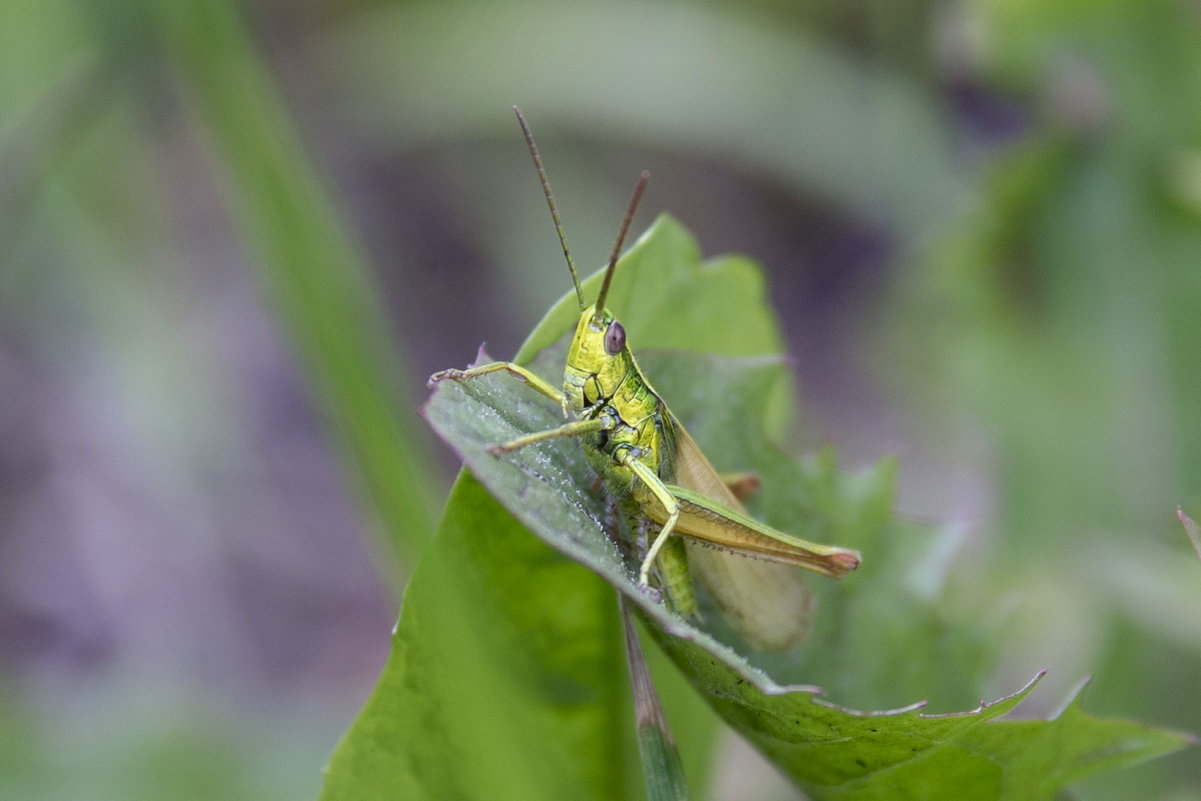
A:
[655,536,699,620]
[629,514,698,620]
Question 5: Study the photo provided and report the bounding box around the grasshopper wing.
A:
[667,420,815,651]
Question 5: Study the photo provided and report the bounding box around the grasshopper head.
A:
[563,304,631,411]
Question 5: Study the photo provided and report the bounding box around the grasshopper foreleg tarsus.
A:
[428,361,562,403]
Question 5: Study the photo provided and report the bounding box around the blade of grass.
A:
[150,0,438,575]
[621,596,689,801]
[0,54,114,252]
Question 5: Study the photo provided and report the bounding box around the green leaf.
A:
[324,215,1192,800]
[319,471,631,801]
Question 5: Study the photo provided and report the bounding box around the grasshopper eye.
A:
[604,320,626,354]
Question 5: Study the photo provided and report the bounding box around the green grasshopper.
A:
[430,108,860,649]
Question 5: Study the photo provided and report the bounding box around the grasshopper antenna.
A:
[514,106,585,311]
[594,170,650,319]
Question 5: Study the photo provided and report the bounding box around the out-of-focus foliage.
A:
[3,0,1201,799]
[883,7,1201,799]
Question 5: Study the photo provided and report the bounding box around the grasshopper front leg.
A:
[430,361,618,454]
[429,360,564,406]
[488,415,613,455]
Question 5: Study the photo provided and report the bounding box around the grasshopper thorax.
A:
[563,304,632,412]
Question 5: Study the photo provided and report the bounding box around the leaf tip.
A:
[1177,506,1201,562]
[1049,673,1093,718]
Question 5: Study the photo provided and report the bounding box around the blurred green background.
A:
[1,0,1199,799]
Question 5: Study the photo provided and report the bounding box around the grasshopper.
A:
[429,108,860,649]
